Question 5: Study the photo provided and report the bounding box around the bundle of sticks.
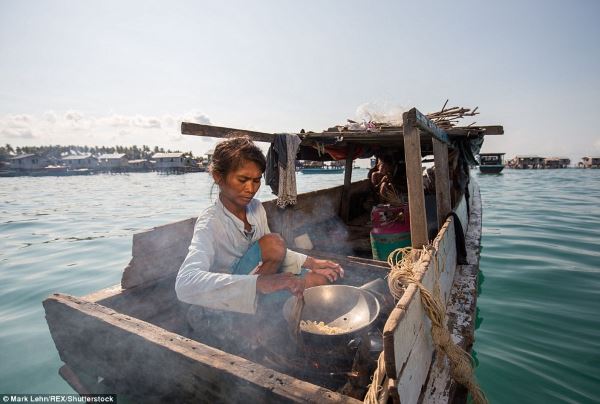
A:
[426,99,480,130]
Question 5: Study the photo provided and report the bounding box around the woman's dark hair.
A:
[209,136,266,179]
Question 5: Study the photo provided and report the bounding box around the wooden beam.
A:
[181,122,278,143]
[433,138,451,228]
[405,108,450,145]
[340,143,355,222]
[402,112,428,248]
[44,294,360,403]
[448,125,504,136]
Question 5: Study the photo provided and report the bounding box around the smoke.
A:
[355,102,405,125]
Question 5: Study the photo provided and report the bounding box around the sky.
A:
[1,0,599,163]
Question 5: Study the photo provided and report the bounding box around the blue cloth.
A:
[232,241,308,304]
[232,241,262,275]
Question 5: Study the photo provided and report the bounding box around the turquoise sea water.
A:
[474,169,600,403]
[0,169,598,402]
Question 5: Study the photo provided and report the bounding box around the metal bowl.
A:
[283,284,380,337]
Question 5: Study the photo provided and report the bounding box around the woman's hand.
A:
[256,273,305,297]
[303,257,344,282]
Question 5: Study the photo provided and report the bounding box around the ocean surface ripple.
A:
[475,169,600,404]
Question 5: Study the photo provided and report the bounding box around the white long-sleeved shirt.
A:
[175,197,307,314]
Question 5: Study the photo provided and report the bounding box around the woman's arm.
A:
[175,216,259,314]
[256,200,343,282]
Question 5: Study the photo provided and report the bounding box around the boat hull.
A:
[300,168,344,174]
[43,179,482,403]
[479,164,504,174]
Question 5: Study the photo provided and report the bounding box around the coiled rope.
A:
[364,246,487,404]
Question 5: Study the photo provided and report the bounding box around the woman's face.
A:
[215,159,263,210]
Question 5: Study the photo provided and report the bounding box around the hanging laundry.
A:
[265,134,302,208]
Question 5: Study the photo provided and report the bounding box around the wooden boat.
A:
[478,153,505,174]
[44,107,503,403]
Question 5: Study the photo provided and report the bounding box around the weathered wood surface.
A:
[121,217,195,289]
[44,293,361,404]
[382,183,470,403]
[403,111,428,248]
[405,107,450,145]
[181,122,502,155]
[447,125,504,136]
[422,180,482,403]
[181,122,278,143]
[84,275,185,331]
[265,180,371,246]
[433,139,452,228]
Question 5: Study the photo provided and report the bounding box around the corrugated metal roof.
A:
[10,154,36,160]
[62,154,94,160]
[152,152,185,158]
[98,153,127,159]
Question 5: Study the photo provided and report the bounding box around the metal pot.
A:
[283,284,380,347]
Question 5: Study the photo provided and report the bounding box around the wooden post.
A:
[340,143,355,223]
[432,139,451,228]
[402,112,428,248]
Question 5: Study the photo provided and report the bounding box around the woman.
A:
[175,136,344,315]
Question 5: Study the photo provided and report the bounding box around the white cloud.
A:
[179,110,211,125]
[132,115,161,128]
[2,128,35,139]
[63,110,94,130]
[0,110,215,156]
[162,114,176,127]
[103,114,131,127]
[3,114,34,129]
[64,110,83,122]
[43,111,58,124]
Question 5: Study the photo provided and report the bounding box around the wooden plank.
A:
[85,276,181,323]
[340,143,356,222]
[181,122,502,155]
[422,179,482,403]
[181,122,277,143]
[131,217,196,257]
[402,111,428,248]
[433,139,452,228]
[43,293,361,403]
[122,217,196,289]
[386,256,436,399]
[406,107,450,145]
[447,125,504,136]
[432,218,457,306]
[382,207,462,401]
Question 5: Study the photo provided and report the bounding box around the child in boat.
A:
[175,136,344,314]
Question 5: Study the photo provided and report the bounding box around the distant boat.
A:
[479,153,505,174]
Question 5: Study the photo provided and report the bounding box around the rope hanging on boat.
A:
[385,246,488,404]
[364,352,389,404]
